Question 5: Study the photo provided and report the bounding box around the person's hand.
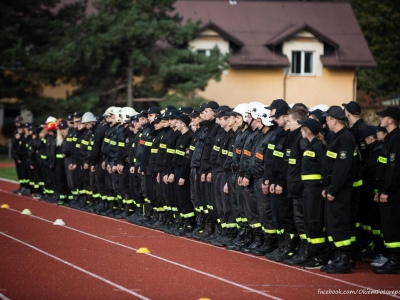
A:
[380,193,388,203]
[242,177,250,187]
[201,174,206,182]
[168,174,174,183]
[327,193,335,201]
[238,176,243,186]
[83,163,89,170]
[269,184,275,194]
[275,185,283,195]
[262,182,269,195]
[322,189,326,198]
[223,183,228,194]
[163,175,168,184]
[373,193,379,203]
[91,165,96,173]
[206,173,212,183]
[157,172,160,183]
[130,166,135,174]
[101,161,105,170]
[179,178,185,186]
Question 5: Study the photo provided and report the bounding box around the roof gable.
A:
[265,23,339,49]
[198,22,244,47]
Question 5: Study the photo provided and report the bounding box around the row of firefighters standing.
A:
[11,100,400,275]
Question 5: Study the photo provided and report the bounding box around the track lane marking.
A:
[4,208,281,300]
[0,293,10,300]
[2,185,399,298]
[0,232,150,300]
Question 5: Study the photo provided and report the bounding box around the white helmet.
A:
[81,112,97,123]
[233,103,249,122]
[103,106,115,117]
[258,107,273,126]
[111,107,122,123]
[120,107,138,123]
[309,104,330,112]
[45,116,57,124]
[247,102,264,119]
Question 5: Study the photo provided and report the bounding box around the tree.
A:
[47,0,229,111]
[0,0,89,121]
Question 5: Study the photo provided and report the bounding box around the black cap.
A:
[73,112,83,118]
[265,99,287,109]
[197,103,208,113]
[342,101,361,115]
[165,105,176,111]
[14,116,23,123]
[58,120,68,129]
[376,125,387,133]
[34,126,43,135]
[67,114,74,121]
[16,123,24,128]
[297,119,322,135]
[270,103,290,118]
[163,109,181,119]
[96,115,105,122]
[179,107,194,115]
[140,110,149,116]
[204,101,219,110]
[308,109,326,124]
[153,115,163,124]
[24,122,31,128]
[28,124,36,131]
[215,106,232,118]
[130,114,140,122]
[324,106,346,120]
[146,106,161,115]
[360,125,377,141]
[189,109,201,118]
[376,106,400,122]
[178,114,191,126]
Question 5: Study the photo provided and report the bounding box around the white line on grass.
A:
[0,232,150,300]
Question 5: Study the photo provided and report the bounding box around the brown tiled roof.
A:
[175,0,376,69]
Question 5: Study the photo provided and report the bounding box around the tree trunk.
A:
[127,57,133,107]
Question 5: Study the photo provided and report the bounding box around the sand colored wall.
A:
[198,67,355,108]
[42,83,77,99]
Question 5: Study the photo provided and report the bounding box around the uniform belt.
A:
[301,174,322,180]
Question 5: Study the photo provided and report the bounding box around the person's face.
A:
[161,120,169,128]
[134,120,142,130]
[68,120,74,128]
[326,116,334,131]
[176,120,183,131]
[60,128,67,137]
[139,117,148,125]
[376,131,387,142]
[17,128,24,133]
[235,114,244,127]
[203,108,215,121]
[287,114,299,131]
[73,117,81,128]
[379,116,390,128]
[190,116,201,127]
[39,131,46,139]
[169,118,177,128]
[147,113,157,123]
[246,113,253,125]
[78,123,85,130]
[154,122,162,130]
[219,116,229,129]
[275,115,286,128]
[85,122,94,130]
[228,115,236,127]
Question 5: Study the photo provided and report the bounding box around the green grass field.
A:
[0,167,18,182]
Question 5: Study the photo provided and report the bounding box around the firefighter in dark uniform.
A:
[43,121,57,201]
[27,126,43,199]
[297,119,327,269]
[266,102,298,262]
[54,120,70,205]
[320,106,355,274]
[357,126,383,262]
[12,116,25,194]
[281,107,310,265]
[202,106,230,243]
[171,114,195,236]
[373,106,400,274]
[13,122,29,195]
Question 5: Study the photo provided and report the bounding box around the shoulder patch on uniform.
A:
[360,142,366,150]
[340,151,346,159]
[390,153,396,162]
[285,149,291,156]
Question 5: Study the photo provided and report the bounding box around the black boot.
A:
[126,204,143,223]
[266,233,285,260]
[100,201,115,216]
[326,250,352,274]
[283,240,311,265]
[186,213,204,238]
[159,211,174,231]
[268,233,299,262]
[193,222,214,240]
[174,217,196,236]
[373,253,400,274]
[252,234,278,256]
[95,200,108,214]
[149,212,165,229]
[165,215,183,234]
[204,224,222,243]
[226,227,246,250]
[226,227,253,251]
[88,199,100,213]
[242,233,264,253]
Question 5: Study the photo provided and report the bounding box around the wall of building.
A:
[198,67,355,108]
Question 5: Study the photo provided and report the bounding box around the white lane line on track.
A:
[2,187,399,299]
[0,232,150,300]
[5,208,281,300]
[0,293,10,300]
[0,178,18,184]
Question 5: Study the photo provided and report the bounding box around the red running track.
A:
[0,179,399,300]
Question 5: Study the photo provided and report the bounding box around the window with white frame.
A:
[197,49,211,56]
[291,51,314,75]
